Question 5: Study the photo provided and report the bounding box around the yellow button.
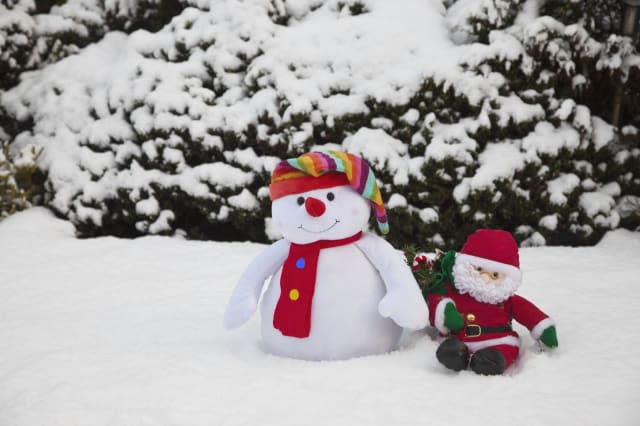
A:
[466,313,476,323]
[289,289,300,301]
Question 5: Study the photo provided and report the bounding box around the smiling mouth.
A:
[298,219,340,234]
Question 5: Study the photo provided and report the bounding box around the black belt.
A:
[465,324,512,338]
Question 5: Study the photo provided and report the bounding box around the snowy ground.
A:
[1,208,639,426]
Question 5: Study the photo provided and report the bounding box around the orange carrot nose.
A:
[304,197,326,217]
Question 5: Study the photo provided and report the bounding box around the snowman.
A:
[223,150,428,360]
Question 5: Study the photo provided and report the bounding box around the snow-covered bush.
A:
[1,0,638,247]
[446,0,524,44]
[0,141,43,219]
[617,195,640,231]
[0,0,189,90]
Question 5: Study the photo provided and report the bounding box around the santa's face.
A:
[271,185,370,244]
[452,260,520,304]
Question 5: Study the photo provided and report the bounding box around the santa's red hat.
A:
[456,229,522,283]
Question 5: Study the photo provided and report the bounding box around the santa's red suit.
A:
[427,286,554,368]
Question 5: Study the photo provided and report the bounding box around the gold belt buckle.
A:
[466,324,481,337]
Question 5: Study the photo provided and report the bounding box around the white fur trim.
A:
[434,298,455,334]
[452,259,520,304]
[531,317,555,340]
[456,253,522,283]
[466,335,521,352]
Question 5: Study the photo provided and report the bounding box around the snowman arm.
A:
[355,232,429,329]
[223,239,290,330]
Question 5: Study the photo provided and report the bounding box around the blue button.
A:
[296,258,305,269]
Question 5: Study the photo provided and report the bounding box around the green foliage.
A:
[404,247,456,301]
[538,0,640,128]
[542,0,627,44]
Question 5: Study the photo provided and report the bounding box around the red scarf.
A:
[273,232,363,338]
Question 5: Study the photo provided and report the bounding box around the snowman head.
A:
[272,181,371,244]
[269,151,388,244]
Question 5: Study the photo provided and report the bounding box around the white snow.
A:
[387,193,408,209]
[470,142,526,190]
[521,121,581,156]
[424,120,478,165]
[224,148,281,175]
[227,188,259,210]
[591,116,615,150]
[148,209,175,234]
[136,197,160,216]
[1,208,639,425]
[579,191,616,218]
[553,99,576,121]
[520,230,546,247]
[538,213,558,231]
[400,108,420,126]
[546,173,580,206]
[418,207,439,223]
[495,93,545,127]
[343,128,413,186]
[452,142,530,202]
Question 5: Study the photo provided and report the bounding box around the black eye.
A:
[297,196,305,206]
[326,192,335,201]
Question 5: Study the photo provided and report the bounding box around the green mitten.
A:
[539,326,558,348]
[443,302,464,331]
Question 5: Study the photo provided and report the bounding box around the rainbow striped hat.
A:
[269,150,389,234]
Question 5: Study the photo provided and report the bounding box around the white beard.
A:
[452,260,520,304]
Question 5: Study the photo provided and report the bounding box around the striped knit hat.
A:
[269,150,389,234]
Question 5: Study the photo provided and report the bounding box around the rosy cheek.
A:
[351,207,360,216]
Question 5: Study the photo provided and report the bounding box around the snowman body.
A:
[260,242,402,360]
[260,185,402,360]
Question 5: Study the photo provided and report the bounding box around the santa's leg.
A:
[469,344,519,375]
[435,337,469,371]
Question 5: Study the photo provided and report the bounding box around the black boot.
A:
[469,348,506,375]
[436,338,469,371]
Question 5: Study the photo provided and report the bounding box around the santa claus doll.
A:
[425,229,558,375]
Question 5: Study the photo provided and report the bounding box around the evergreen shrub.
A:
[0,0,638,248]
